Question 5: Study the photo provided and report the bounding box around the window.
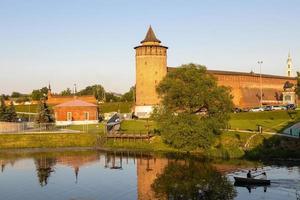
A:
[285,95,291,101]
[67,112,72,121]
[84,112,89,120]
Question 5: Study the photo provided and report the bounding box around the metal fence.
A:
[0,122,70,134]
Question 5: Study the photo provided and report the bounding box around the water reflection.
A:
[151,161,236,200]
[0,150,299,200]
[34,157,56,186]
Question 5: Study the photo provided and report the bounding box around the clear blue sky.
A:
[1,0,300,95]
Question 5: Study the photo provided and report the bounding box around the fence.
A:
[0,122,68,134]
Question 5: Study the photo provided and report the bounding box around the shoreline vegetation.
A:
[1,108,300,160]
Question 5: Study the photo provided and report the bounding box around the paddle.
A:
[252,173,265,178]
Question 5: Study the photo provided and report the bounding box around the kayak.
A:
[234,176,271,186]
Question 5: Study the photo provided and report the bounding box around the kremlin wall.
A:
[134,27,297,117]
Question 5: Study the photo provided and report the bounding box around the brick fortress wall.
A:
[167,67,297,108]
[209,70,297,108]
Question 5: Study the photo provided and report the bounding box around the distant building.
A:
[286,52,293,77]
[53,99,98,125]
[134,26,297,118]
[47,84,97,105]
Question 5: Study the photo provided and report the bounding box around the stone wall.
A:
[209,70,297,108]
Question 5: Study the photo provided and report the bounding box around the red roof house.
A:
[53,99,98,125]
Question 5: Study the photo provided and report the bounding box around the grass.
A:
[15,104,40,113]
[120,120,156,134]
[99,102,133,113]
[229,110,300,132]
[67,123,106,134]
[0,133,98,149]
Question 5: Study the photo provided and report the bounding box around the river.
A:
[0,149,299,200]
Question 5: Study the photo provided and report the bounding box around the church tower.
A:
[286,52,293,77]
[134,26,168,117]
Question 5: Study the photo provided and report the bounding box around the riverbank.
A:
[1,130,299,160]
[1,110,300,160]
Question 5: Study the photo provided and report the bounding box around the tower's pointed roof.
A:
[287,51,292,62]
[141,26,161,44]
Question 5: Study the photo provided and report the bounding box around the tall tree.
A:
[77,84,105,101]
[35,100,55,124]
[11,92,23,98]
[154,63,233,150]
[296,72,300,96]
[31,87,49,101]
[121,86,135,102]
[6,102,18,122]
[105,92,121,102]
[0,96,7,121]
[60,88,72,96]
[0,97,18,122]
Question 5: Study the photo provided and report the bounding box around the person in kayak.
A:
[247,170,252,178]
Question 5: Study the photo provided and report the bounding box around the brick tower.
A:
[134,26,168,118]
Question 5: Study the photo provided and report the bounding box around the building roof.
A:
[53,99,97,108]
[140,26,161,44]
[167,67,297,80]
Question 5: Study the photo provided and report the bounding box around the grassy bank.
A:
[0,133,98,149]
[3,111,300,159]
[229,110,300,132]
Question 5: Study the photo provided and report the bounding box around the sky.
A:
[1,0,300,95]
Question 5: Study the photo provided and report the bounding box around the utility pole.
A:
[258,61,263,107]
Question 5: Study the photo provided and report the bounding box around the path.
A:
[226,129,299,150]
[227,129,299,138]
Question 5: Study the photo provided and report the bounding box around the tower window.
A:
[145,61,147,65]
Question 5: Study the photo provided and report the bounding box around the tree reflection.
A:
[151,160,236,200]
[34,157,56,187]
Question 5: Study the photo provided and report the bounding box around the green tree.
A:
[0,97,18,122]
[121,86,135,102]
[77,84,105,101]
[6,102,18,122]
[105,92,121,102]
[11,92,23,98]
[296,72,300,96]
[0,94,9,100]
[60,88,72,96]
[35,100,55,124]
[154,63,233,150]
[0,96,7,121]
[31,87,48,101]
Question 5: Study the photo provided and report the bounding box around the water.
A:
[0,149,299,200]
